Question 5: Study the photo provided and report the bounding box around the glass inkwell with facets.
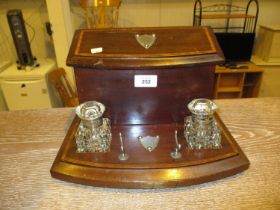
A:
[184,98,221,149]
[75,101,112,153]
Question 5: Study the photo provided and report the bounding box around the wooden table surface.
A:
[0,97,279,210]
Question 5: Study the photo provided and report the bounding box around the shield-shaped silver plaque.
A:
[135,34,156,49]
[138,136,160,152]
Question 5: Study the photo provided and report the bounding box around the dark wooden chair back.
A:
[48,68,79,107]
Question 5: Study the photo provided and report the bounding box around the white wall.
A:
[45,0,76,87]
[69,0,280,29]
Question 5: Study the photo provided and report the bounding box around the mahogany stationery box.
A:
[67,26,224,125]
[50,26,249,188]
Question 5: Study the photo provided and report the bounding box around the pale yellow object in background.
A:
[80,0,121,28]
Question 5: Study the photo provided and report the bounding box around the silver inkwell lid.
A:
[188,98,217,123]
[75,101,105,128]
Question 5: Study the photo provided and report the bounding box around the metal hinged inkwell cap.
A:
[184,98,221,149]
[188,98,217,116]
[75,101,112,153]
[76,101,105,128]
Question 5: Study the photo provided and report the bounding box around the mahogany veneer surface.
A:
[50,114,249,188]
[67,26,223,68]
[56,26,238,188]
[75,66,215,125]
[67,26,224,125]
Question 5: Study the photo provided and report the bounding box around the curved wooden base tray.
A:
[50,114,249,188]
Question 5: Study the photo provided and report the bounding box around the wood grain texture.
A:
[1,97,280,209]
[75,66,215,125]
[50,113,249,188]
[70,26,223,126]
[74,27,216,57]
[67,26,224,69]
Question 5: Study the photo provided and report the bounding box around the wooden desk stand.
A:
[51,27,249,188]
[50,114,249,188]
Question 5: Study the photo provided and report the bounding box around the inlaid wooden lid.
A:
[67,26,224,69]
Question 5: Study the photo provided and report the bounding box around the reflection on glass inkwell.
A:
[75,101,112,153]
[184,98,221,149]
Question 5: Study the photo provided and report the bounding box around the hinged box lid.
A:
[67,26,224,69]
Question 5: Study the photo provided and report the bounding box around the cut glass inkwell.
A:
[184,98,221,149]
[75,101,112,153]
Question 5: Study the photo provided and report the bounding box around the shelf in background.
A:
[214,62,263,99]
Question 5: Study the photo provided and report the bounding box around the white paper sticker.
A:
[91,47,103,54]
[134,75,158,88]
